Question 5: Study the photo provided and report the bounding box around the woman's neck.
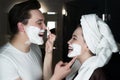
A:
[77,51,93,64]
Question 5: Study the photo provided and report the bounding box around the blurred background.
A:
[0,0,120,73]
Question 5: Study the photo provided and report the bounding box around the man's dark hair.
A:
[8,0,41,35]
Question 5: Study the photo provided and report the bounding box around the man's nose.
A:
[41,23,47,30]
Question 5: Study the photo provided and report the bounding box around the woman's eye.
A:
[72,37,77,40]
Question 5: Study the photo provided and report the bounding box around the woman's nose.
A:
[67,39,71,45]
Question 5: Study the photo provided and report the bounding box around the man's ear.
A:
[17,22,25,32]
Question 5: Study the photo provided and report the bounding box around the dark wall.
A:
[108,0,120,43]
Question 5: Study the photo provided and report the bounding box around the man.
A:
[0,0,76,80]
[0,0,46,80]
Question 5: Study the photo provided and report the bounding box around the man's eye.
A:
[38,22,42,25]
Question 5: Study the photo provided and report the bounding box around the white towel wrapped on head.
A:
[81,14,118,54]
[81,14,118,65]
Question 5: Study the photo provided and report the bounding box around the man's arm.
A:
[16,77,22,80]
[0,55,20,80]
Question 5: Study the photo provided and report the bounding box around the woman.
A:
[44,14,118,80]
[66,14,118,80]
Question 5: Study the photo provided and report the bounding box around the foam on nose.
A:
[40,29,45,33]
[46,27,51,38]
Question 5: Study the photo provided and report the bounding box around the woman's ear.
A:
[83,38,88,48]
[17,22,25,32]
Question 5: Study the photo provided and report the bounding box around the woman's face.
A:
[67,27,88,57]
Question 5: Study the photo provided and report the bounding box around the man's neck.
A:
[10,34,31,53]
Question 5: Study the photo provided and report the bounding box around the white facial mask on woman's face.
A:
[25,26,45,45]
[68,43,81,58]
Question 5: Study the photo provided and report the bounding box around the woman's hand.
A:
[45,33,56,53]
[50,57,77,80]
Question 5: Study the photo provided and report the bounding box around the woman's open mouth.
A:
[68,46,73,53]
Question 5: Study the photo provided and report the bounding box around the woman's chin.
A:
[68,50,73,53]
[68,53,74,58]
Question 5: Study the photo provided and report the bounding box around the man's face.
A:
[27,9,46,33]
[24,10,46,45]
[27,10,46,29]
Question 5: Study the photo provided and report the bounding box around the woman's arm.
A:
[43,34,56,80]
[43,52,53,80]
[43,33,77,80]
[50,57,77,80]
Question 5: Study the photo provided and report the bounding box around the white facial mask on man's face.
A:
[25,26,45,45]
[68,43,81,58]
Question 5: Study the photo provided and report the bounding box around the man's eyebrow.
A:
[37,19,44,22]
